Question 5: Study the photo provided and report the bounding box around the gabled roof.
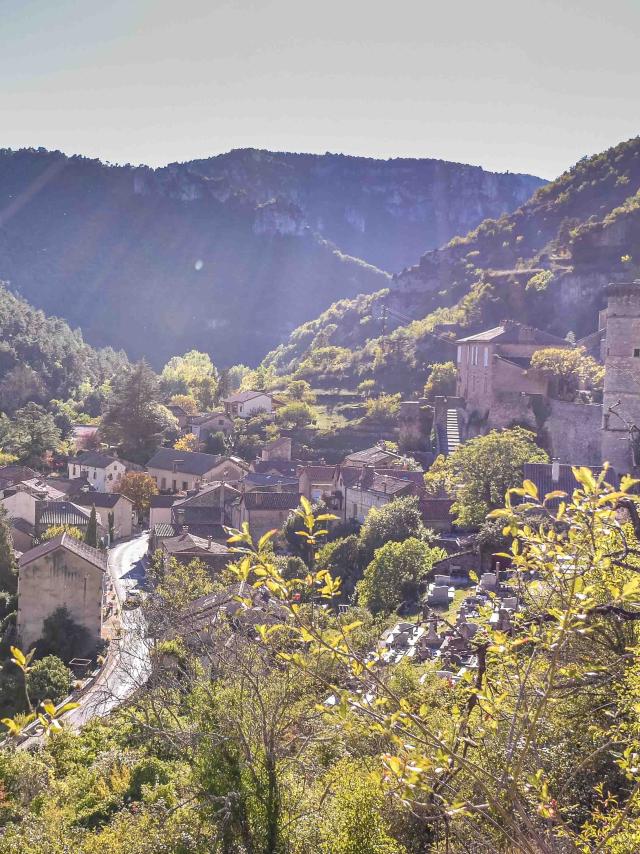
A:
[18,533,107,571]
[146,447,225,476]
[223,390,273,404]
[73,492,133,509]
[343,447,395,466]
[244,472,299,489]
[173,482,240,507]
[457,321,570,347]
[161,531,232,556]
[150,495,180,508]
[0,465,39,489]
[36,500,93,529]
[251,459,301,477]
[189,410,232,426]
[243,491,300,511]
[298,465,336,481]
[74,451,121,468]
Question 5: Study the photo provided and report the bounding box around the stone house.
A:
[17,534,107,653]
[166,404,190,432]
[189,411,235,441]
[298,465,337,502]
[455,321,571,417]
[68,451,131,492]
[0,465,39,495]
[343,468,419,524]
[146,448,247,492]
[171,481,240,535]
[260,436,292,461]
[342,446,398,468]
[231,490,300,542]
[73,493,134,541]
[222,391,280,419]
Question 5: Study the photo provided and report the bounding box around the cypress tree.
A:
[85,505,98,548]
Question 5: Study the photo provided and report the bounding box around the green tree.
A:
[315,534,362,599]
[84,506,98,548]
[356,537,444,614]
[427,427,548,527]
[357,379,377,398]
[364,393,401,424]
[286,379,316,403]
[205,430,227,455]
[26,655,72,706]
[423,361,457,400]
[116,471,158,522]
[530,345,604,399]
[101,361,167,462]
[10,403,61,465]
[358,496,428,568]
[0,507,17,595]
[161,350,218,409]
[275,401,316,428]
[168,393,198,414]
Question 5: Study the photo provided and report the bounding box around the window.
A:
[72,465,76,476]
[484,347,489,367]
[161,478,166,490]
[471,346,478,366]
[182,481,188,491]
[634,349,640,358]
[108,473,113,481]
[172,480,177,492]
[352,503,357,518]
[93,471,97,480]
[457,346,462,364]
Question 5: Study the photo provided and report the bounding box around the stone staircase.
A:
[445,409,461,455]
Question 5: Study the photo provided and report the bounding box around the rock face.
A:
[0,147,542,367]
[178,149,545,272]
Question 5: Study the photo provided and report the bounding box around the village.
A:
[2,279,639,711]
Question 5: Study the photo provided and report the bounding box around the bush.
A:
[363,393,401,424]
[423,362,457,400]
[27,655,72,706]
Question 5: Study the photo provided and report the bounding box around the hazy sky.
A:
[1,0,638,179]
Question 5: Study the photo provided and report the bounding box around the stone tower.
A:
[601,281,640,476]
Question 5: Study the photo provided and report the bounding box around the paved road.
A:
[64,533,152,728]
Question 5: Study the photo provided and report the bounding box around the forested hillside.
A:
[263,136,640,392]
[0,285,127,412]
[0,148,541,367]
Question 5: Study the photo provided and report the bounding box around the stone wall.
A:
[17,549,104,652]
[545,400,603,465]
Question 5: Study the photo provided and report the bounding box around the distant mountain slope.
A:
[178,149,545,273]
[0,147,542,367]
[264,136,640,392]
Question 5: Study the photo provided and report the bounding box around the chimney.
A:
[361,465,375,490]
[551,459,560,483]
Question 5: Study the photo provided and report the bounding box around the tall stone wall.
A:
[545,400,603,466]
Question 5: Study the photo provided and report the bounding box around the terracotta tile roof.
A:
[73,492,132,509]
[522,463,617,505]
[146,447,225,476]
[75,451,120,468]
[298,465,336,480]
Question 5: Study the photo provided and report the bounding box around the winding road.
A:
[64,533,152,728]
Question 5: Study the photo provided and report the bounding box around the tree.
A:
[315,535,362,600]
[358,496,428,568]
[37,607,92,661]
[161,351,218,409]
[275,401,316,428]
[169,394,198,414]
[0,507,17,595]
[427,427,548,527]
[116,472,158,522]
[530,345,604,399]
[227,363,250,392]
[174,433,199,452]
[107,511,115,543]
[101,362,167,462]
[286,380,316,404]
[26,655,72,706]
[10,403,61,465]
[41,525,83,542]
[205,431,227,455]
[363,393,401,424]
[84,506,98,548]
[423,361,457,400]
[356,537,444,614]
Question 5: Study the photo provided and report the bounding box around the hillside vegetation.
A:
[263,136,640,393]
